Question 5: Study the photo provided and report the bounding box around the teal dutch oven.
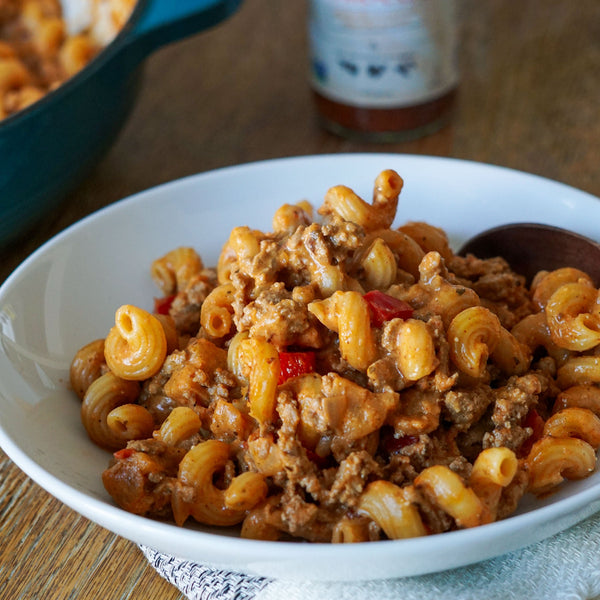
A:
[0,0,242,247]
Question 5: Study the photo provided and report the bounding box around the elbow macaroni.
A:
[544,282,600,351]
[448,306,501,378]
[151,246,204,295]
[104,305,167,380]
[81,371,141,450]
[469,447,518,519]
[526,437,596,494]
[358,237,398,290]
[357,480,427,539]
[319,169,403,232]
[308,290,376,371]
[71,168,600,542]
[173,440,263,527]
[415,465,489,528]
[238,337,280,427]
[200,283,236,338]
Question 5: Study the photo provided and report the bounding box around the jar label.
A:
[309,0,459,108]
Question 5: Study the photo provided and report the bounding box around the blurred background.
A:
[2,0,599,274]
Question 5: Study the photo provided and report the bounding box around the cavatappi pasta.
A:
[0,0,135,119]
[71,169,600,542]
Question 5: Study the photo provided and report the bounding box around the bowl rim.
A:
[2,153,600,580]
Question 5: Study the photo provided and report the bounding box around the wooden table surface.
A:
[1,1,599,598]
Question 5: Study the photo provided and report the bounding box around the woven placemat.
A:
[140,511,600,600]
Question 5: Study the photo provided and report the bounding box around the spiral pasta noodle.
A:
[70,168,600,543]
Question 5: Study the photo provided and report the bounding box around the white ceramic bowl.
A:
[1,154,600,581]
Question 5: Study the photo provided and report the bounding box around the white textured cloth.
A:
[141,511,600,600]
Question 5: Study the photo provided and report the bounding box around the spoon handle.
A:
[459,223,600,286]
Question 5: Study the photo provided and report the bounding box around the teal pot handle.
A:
[125,0,243,57]
[0,0,242,247]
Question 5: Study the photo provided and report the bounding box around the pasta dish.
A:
[70,169,600,542]
[0,0,134,119]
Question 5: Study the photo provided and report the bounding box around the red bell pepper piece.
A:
[113,448,135,460]
[154,294,176,315]
[382,430,420,454]
[363,290,413,328]
[278,351,316,384]
[519,408,545,457]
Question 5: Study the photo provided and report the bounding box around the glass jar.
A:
[308,0,459,142]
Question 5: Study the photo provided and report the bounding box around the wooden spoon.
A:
[458,223,600,286]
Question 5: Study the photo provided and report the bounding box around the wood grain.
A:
[1,1,599,597]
